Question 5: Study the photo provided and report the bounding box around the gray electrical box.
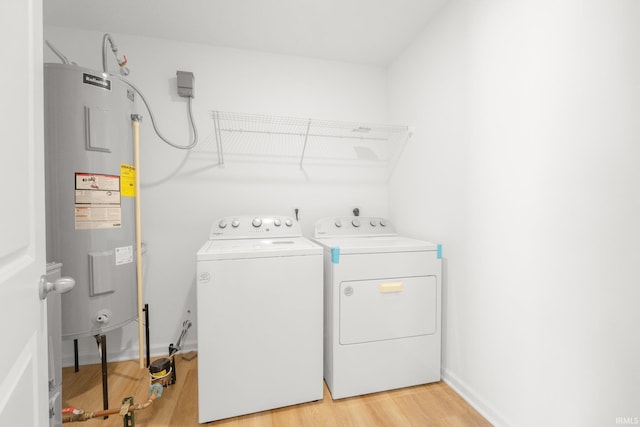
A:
[176,70,195,98]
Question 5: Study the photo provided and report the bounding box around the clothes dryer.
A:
[313,216,442,399]
[196,215,323,422]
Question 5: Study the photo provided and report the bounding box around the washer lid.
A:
[197,237,322,260]
[312,235,437,254]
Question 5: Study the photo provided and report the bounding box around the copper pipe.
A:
[62,384,161,423]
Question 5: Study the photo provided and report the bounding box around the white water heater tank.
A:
[44,63,138,340]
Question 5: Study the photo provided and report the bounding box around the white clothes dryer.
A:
[196,215,323,423]
[313,216,442,399]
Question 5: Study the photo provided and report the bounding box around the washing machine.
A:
[196,215,323,423]
[313,216,442,400]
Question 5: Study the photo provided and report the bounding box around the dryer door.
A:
[339,276,437,345]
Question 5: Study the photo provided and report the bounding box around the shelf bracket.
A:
[299,118,312,169]
[213,110,225,166]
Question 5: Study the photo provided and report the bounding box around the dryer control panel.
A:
[314,216,396,238]
[210,215,301,240]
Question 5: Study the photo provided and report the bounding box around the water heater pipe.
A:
[45,38,198,150]
[132,114,145,369]
[102,33,129,76]
[44,40,71,64]
[62,383,162,423]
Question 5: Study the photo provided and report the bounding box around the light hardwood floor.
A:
[62,355,491,426]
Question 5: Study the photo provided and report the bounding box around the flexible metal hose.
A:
[116,75,199,150]
[45,35,199,150]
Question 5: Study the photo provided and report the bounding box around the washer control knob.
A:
[285,219,293,227]
[380,219,387,227]
[335,220,343,228]
[370,219,378,227]
[352,219,361,227]
[231,220,240,228]
[218,220,228,229]
[252,218,262,228]
[273,218,282,227]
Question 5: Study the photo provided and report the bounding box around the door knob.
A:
[39,275,75,300]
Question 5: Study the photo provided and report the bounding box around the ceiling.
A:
[44,0,448,66]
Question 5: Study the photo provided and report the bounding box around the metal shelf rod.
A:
[219,129,391,142]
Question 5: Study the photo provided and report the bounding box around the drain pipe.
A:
[132,114,145,369]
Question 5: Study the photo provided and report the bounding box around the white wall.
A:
[45,2,640,424]
[44,27,390,366]
[389,1,640,426]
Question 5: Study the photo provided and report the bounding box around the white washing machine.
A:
[313,216,442,400]
[196,215,323,423]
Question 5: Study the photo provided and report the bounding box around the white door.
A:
[0,0,48,426]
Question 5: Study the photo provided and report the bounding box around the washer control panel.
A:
[210,215,300,239]
[314,216,396,238]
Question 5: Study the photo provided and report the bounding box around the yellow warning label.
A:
[120,164,136,197]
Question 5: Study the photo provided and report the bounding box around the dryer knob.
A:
[370,219,378,227]
[335,220,343,228]
[380,219,387,227]
[352,219,361,227]
[252,218,263,228]
[231,220,240,228]
[218,220,228,229]
[285,219,293,227]
[273,218,282,227]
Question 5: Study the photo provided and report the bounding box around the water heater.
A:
[44,63,137,340]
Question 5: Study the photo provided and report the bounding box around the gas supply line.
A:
[62,383,163,423]
[62,352,180,424]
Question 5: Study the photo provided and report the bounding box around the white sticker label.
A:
[74,205,122,229]
[75,190,120,204]
[76,173,120,191]
[75,172,122,229]
[115,246,134,265]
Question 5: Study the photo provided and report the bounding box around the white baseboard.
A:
[442,368,512,427]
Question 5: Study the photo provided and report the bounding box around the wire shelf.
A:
[210,111,411,169]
